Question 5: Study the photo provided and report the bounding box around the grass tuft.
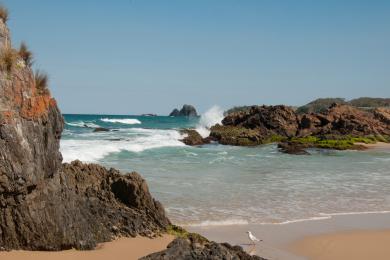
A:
[0,46,16,73]
[34,70,50,95]
[18,42,33,67]
[0,6,8,23]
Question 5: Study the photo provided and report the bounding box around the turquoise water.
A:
[61,114,390,226]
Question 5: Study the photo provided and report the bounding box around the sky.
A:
[3,0,390,114]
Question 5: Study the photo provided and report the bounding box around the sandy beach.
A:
[358,141,390,150]
[290,229,390,260]
[188,212,390,259]
[0,235,174,260]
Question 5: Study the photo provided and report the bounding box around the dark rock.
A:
[0,19,170,251]
[142,234,266,260]
[278,142,310,155]
[180,129,209,146]
[373,107,390,125]
[93,127,110,132]
[169,105,198,117]
[169,109,180,117]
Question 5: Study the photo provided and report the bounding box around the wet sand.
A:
[289,229,390,260]
[0,235,174,260]
[188,212,390,259]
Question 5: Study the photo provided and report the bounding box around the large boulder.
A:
[169,105,198,117]
[210,105,297,146]
[0,18,170,251]
[297,104,390,137]
[142,234,266,260]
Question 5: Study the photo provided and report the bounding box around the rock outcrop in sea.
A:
[169,104,198,117]
[0,17,170,251]
[208,103,390,153]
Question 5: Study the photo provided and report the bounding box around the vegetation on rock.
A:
[0,6,8,23]
[34,70,50,95]
[0,46,16,72]
[18,42,33,67]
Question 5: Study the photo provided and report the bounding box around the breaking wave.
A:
[196,106,224,138]
[65,121,100,128]
[60,128,185,162]
[100,118,141,125]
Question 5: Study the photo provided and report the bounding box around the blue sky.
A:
[3,0,390,114]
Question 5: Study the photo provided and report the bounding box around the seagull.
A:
[246,231,262,245]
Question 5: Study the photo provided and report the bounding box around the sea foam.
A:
[65,121,100,128]
[196,106,224,138]
[100,118,142,125]
[60,128,185,162]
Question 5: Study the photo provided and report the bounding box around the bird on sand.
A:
[246,231,262,245]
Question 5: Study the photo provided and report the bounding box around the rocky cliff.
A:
[0,18,170,251]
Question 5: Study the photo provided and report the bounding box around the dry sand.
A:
[0,235,174,260]
[289,229,390,260]
[358,141,390,150]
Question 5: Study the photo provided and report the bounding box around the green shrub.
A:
[0,46,16,72]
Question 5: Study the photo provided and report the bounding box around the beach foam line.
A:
[186,219,249,227]
[259,216,332,225]
[259,211,390,225]
[319,210,390,217]
[100,118,141,125]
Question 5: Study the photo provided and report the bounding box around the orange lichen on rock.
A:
[0,110,14,124]
[20,94,53,120]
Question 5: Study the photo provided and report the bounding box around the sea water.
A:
[61,111,390,226]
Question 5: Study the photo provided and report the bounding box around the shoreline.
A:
[0,235,174,260]
[187,211,390,259]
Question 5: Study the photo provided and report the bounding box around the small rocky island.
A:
[169,104,198,117]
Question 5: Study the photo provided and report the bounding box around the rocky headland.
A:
[199,103,390,154]
[169,104,198,117]
[0,8,262,259]
[0,15,170,250]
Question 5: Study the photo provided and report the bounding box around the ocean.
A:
[61,110,390,227]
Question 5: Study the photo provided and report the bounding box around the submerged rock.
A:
[277,142,310,155]
[169,105,198,117]
[93,127,110,132]
[0,18,170,251]
[142,233,266,260]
